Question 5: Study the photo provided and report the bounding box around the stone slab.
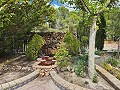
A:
[8,81,17,87]
[0,85,2,90]
[96,65,120,90]
[14,79,23,86]
[1,83,10,90]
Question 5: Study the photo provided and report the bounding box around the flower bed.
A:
[58,70,114,90]
[102,57,120,80]
[0,55,36,84]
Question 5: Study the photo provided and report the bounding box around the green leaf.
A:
[0,22,3,27]
[95,25,99,30]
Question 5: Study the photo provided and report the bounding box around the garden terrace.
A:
[0,0,119,90]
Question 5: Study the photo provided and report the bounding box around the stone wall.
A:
[37,32,65,56]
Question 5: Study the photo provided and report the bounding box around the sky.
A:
[51,0,75,11]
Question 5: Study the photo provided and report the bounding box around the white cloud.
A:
[63,2,75,11]
[52,3,75,11]
[64,6,75,11]
[52,4,60,9]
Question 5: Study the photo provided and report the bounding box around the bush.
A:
[116,72,120,80]
[92,74,98,83]
[26,34,45,60]
[81,48,86,55]
[111,68,120,80]
[75,60,86,77]
[106,57,119,67]
[71,55,88,66]
[95,50,104,56]
[64,32,80,55]
[103,63,113,71]
[55,43,71,67]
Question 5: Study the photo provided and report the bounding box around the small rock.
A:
[0,72,2,75]
[67,66,71,71]
[95,86,104,90]
[71,68,75,73]
[61,67,67,72]
[27,67,31,71]
[21,67,28,70]
[69,72,77,77]
[37,58,42,61]
[16,66,22,70]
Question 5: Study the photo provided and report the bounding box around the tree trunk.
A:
[88,17,97,79]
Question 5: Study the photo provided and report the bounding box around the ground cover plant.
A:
[102,57,120,80]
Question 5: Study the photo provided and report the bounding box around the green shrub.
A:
[103,63,113,71]
[92,74,98,83]
[111,68,120,80]
[55,43,71,67]
[81,48,86,55]
[95,50,104,56]
[26,34,45,60]
[106,57,119,67]
[64,32,80,55]
[116,72,120,80]
[75,60,86,77]
[71,55,88,65]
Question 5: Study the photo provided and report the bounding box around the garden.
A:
[0,0,120,90]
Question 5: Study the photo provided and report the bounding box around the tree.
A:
[105,7,120,40]
[77,10,90,48]
[95,14,106,50]
[0,0,54,56]
[56,6,69,30]
[58,0,119,78]
[67,11,79,32]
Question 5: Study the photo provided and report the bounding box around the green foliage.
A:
[95,14,106,50]
[115,71,120,80]
[56,6,79,31]
[103,63,113,71]
[55,43,71,67]
[64,32,80,55]
[58,6,69,19]
[95,50,104,56]
[102,63,120,80]
[26,34,45,60]
[105,8,120,40]
[92,74,98,83]
[0,0,54,56]
[75,60,86,77]
[71,55,88,66]
[72,54,88,77]
[77,11,90,48]
[81,48,86,55]
[106,57,120,67]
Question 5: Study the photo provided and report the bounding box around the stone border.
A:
[0,69,39,90]
[50,70,91,90]
[96,65,120,90]
[4,55,26,65]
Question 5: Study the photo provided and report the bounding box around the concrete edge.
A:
[95,65,120,90]
[0,69,39,90]
[50,70,91,90]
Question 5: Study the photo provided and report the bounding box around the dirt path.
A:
[16,76,60,90]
